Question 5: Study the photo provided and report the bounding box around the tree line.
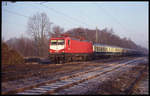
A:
[3,12,148,57]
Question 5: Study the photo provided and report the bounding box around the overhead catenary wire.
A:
[3,9,29,28]
[3,8,29,18]
[93,3,132,33]
[4,2,97,29]
[3,7,80,33]
[39,4,80,27]
[3,2,99,38]
[39,2,97,39]
[39,3,93,28]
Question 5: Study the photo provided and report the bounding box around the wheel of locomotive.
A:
[66,56,72,62]
[88,56,91,61]
[56,57,60,64]
[59,60,63,64]
[70,57,73,62]
[50,57,55,64]
[60,57,65,63]
[83,56,87,61]
[64,57,68,63]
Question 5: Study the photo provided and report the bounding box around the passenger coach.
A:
[93,44,123,57]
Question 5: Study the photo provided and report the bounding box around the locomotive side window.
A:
[68,40,70,46]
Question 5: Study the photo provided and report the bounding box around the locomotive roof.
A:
[71,37,90,42]
[50,36,90,42]
[50,37,67,39]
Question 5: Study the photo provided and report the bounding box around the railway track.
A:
[2,57,133,75]
[2,57,144,95]
[2,57,133,82]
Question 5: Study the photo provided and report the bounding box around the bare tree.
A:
[26,12,52,57]
[51,25,64,37]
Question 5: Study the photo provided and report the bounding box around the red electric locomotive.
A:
[49,35,93,63]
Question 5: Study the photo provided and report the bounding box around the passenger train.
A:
[49,35,142,63]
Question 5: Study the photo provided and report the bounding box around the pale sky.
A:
[2,1,149,49]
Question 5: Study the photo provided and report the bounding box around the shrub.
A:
[2,42,24,65]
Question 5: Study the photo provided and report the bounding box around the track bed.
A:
[2,57,148,95]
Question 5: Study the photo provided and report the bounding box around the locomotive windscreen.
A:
[51,40,64,45]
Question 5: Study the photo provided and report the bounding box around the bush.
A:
[2,42,24,65]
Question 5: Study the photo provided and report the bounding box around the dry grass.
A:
[2,42,24,66]
[96,63,148,95]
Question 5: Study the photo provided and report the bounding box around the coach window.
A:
[96,47,98,52]
[108,48,110,52]
[102,47,104,52]
[100,47,102,52]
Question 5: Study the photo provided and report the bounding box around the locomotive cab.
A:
[49,37,71,53]
[50,39,65,53]
[49,37,71,63]
[49,36,93,63]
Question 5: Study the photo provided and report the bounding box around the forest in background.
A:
[2,12,148,58]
